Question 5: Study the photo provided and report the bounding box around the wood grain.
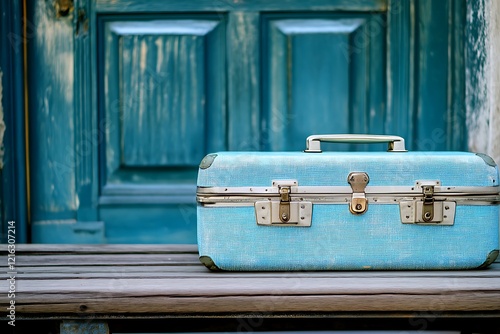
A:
[1,245,499,318]
[95,0,388,13]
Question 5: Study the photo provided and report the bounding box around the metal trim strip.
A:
[197,185,500,196]
[198,195,500,206]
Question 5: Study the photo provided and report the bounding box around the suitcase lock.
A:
[399,181,456,225]
[422,184,435,222]
[255,180,313,227]
[348,172,369,214]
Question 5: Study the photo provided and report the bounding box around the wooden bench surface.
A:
[1,245,500,320]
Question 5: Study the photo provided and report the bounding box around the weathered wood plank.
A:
[8,270,500,281]
[6,254,199,267]
[0,244,198,254]
[7,263,500,279]
[10,293,500,315]
[2,245,498,318]
[7,276,500,295]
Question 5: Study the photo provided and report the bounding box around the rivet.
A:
[261,206,265,210]
[424,212,431,219]
[444,215,447,218]
[406,215,410,219]
[300,204,305,209]
[301,217,305,220]
[355,204,362,210]
[445,206,449,210]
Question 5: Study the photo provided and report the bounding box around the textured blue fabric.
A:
[197,151,499,270]
[198,152,498,187]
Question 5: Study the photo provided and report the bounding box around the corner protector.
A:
[477,250,499,269]
[199,255,221,271]
[199,154,218,169]
[475,153,497,167]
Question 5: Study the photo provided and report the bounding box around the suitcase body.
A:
[197,135,500,271]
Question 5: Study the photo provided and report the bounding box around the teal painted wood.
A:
[0,0,29,242]
[95,0,388,13]
[415,0,450,151]
[197,151,499,270]
[60,321,109,334]
[103,18,224,167]
[32,220,105,244]
[262,14,386,152]
[447,0,466,150]
[386,0,414,146]
[227,12,261,151]
[386,0,467,151]
[119,24,206,166]
[74,0,99,222]
[100,205,197,244]
[466,0,488,150]
[27,0,77,222]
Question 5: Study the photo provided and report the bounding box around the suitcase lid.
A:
[197,135,500,226]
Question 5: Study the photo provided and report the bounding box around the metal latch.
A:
[422,183,435,222]
[279,186,291,223]
[255,180,312,227]
[348,172,369,214]
[399,181,456,225]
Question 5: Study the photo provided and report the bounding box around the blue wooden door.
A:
[27,0,467,243]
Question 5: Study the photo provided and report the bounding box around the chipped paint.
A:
[31,0,77,213]
[466,0,500,251]
[35,0,74,105]
[467,0,500,165]
[0,69,5,168]
[488,0,500,165]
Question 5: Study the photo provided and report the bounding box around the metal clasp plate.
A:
[400,180,456,225]
[279,186,291,223]
[255,180,312,227]
[348,172,369,214]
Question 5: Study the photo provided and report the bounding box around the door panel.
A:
[263,15,385,151]
[102,16,226,185]
[98,16,227,243]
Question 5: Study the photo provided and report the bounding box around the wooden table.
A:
[1,245,500,333]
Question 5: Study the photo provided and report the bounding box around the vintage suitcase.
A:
[197,135,500,271]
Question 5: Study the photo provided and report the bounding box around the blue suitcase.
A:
[197,135,500,270]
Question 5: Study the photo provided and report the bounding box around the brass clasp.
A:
[279,186,291,223]
[348,172,369,214]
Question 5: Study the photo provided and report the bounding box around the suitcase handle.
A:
[304,134,407,153]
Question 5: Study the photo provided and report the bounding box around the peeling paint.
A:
[466,0,500,165]
[31,0,77,212]
[489,0,500,165]
[35,1,74,106]
[0,69,5,168]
